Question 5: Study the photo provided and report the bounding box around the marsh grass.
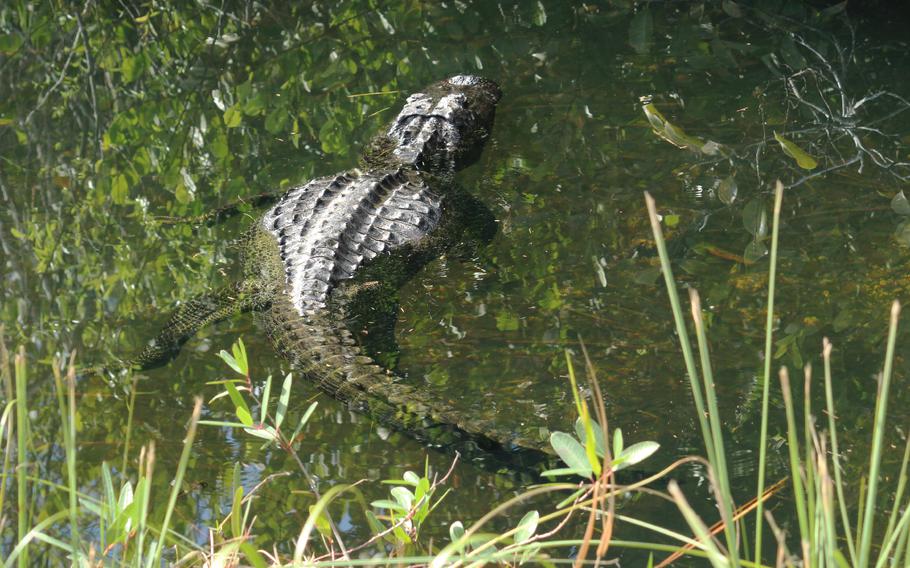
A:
[3,185,910,566]
[646,182,910,567]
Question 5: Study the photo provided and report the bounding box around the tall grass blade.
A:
[15,347,29,568]
[149,398,202,566]
[779,367,810,555]
[803,365,816,560]
[51,355,82,560]
[135,442,155,565]
[754,180,784,564]
[822,338,857,564]
[815,436,837,568]
[656,478,787,568]
[859,300,902,567]
[0,335,12,537]
[876,501,910,568]
[3,509,71,568]
[64,358,80,559]
[643,193,715,468]
[667,481,730,568]
[293,483,354,563]
[689,289,739,565]
[121,374,139,475]
[884,436,910,557]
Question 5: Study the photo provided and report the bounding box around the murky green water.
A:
[4,0,910,561]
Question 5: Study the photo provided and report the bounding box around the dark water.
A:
[4,0,910,561]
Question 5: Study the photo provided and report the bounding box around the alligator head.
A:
[382,75,502,173]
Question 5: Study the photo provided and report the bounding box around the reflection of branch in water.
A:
[653,13,910,192]
[771,29,910,188]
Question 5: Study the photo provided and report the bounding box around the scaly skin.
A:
[134,76,552,458]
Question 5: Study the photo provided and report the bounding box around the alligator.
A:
[131,75,551,458]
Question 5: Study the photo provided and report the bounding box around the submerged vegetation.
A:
[4,0,910,566]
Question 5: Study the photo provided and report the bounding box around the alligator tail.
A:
[261,294,553,457]
[115,280,258,372]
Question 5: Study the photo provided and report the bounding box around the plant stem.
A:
[150,397,202,566]
[15,347,28,568]
[779,367,810,559]
[643,192,716,469]
[822,338,857,564]
[858,301,901,567]
[754,181,784,564]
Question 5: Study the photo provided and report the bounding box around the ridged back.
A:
[261,168,442,314]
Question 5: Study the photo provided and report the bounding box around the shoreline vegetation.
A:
[4,185,910,567]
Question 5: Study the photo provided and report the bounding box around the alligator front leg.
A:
[129,280,260,370]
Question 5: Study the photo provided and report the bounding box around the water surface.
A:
[3,1,910,561]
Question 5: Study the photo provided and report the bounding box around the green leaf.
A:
[495,311,520,331]
[101,463,116,521]
[540,467,592,477]
[265,108,288,134]
[218,350,244,375]
[290,401,317,443]
[308,505,333,539]
[239,542,269,568]
[583,416,601,476]
[211,131,229,160]
[276,372,292,430]
[549,431,593,477]
[403,471,421,486]
[391,486,414,510]
[111,174,129,205]
[260,374,272,424]
[224,105,243,128]
[892,191,910,216]
[574,417,605,458]
[449,520,465,543]
[614,441,660,471]
[0,33,24,55]
[121,55,142,82]
[231,338,248,375]
[117,482,134,511]
[364,510,385,536]
[717,175,737,205]
[198,420,248,428]
[742,199,768,238]
[231,485,244,539]
[225,382,253,427]
[132,478,148,528]
[533,1,547,26]
[774,131,818,170]
[613,428,624,459]
[514,510,539,543]
[243,426,277,441]
[371,499,407,513]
